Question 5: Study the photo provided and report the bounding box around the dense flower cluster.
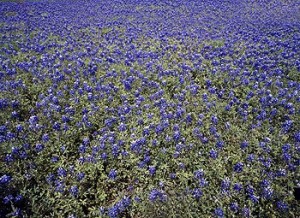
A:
[0,0,299,217]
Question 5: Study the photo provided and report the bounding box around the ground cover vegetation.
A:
[0,0,299,217]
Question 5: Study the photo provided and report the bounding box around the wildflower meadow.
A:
[0,0,299,217]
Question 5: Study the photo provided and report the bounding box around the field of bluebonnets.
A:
[0,0,300,217]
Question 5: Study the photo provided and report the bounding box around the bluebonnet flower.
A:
[175,143,184,152]
[112,144,120,158]
[3,195,14,204]
[173,131,181,142]
[230,202,239,213]
[130,141,140,153]
[225,122,231,129]
[202,93,208,102]
[16,124,23,132]
[179,162,185,169]
[53,122,61,131]
[6,132,16,141]
[35,143,44,153]
[11,100,19,108]
[105,117,116,128]
[233,183,243,192]
[214,208,224,217]
[259,157,272,168]
[192,188,203,200]
[209,149,218,159]
[143,154,151,164]
[0,98,8,109]
[0,124,8,132]
[108,169,117,180]
[221,178,231,193]
[60,145,66,152]
[11,147,19,155]
[261,186,273,199]
[138,119,144,125]
[78,144,86,153]
[242,207,250,217]
[194,169,204,179]
[121,150,128,157]
[77,172,85,181]
[246,184,255,195]
[282,152,291,162]
[101,153,107,160]
[62,115,70,123]
[276,200,289,212]
[42,133,49,142]
[119,123,127,132]
[149,189,167,202]
[215,141,224,149]
[57,167,67,177]
[143,127,150,136]
[148,113,154,119]
[281,119,293,133]
[270,108,277,117]
[249,194,259,203]
[240,141,248,149]
[120,196,131,209]
[19,150,28,159]
[275,168,286,177]
[134,196,141,202]
[206,79,212,87]
[82,137,89,145]
[210,125,217,135]
[186,113,193,123]
[123,80,132,91]
[86,155,96,163]
[107,206,118,218]
[120,115,126,122]
[199,178,209,187]
[29,115,39,125]
[5,153,14,163]
[46,173,55,185]
[99,206,105,216]
[155,124,164,135]
[281,144,291,153]
[107,196,131,218]
[260,179,271,187]
[211,115,218,125]
[51,156,59,163]
[246,154,255,163]
[69,185,79,197]
[208,87,216,94]
[149,166,156,176]
[0,174,11,185]
[108,136,115,144]
[62,123,69,131]
[234,162,244,173]
[169,173,176,179]
[14,194,23,202]
[179,75,185,84]
[295,131,300,142]
[92,145,100,155]
[159,181,164,188]
[165,135,172,142]
[190,85,198,95]
[54,180,65,193]
[175,106,185,119]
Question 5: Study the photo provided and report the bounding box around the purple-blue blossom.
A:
[0,174,12,185]
[233,162,244,173]
[108,169,117,180]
